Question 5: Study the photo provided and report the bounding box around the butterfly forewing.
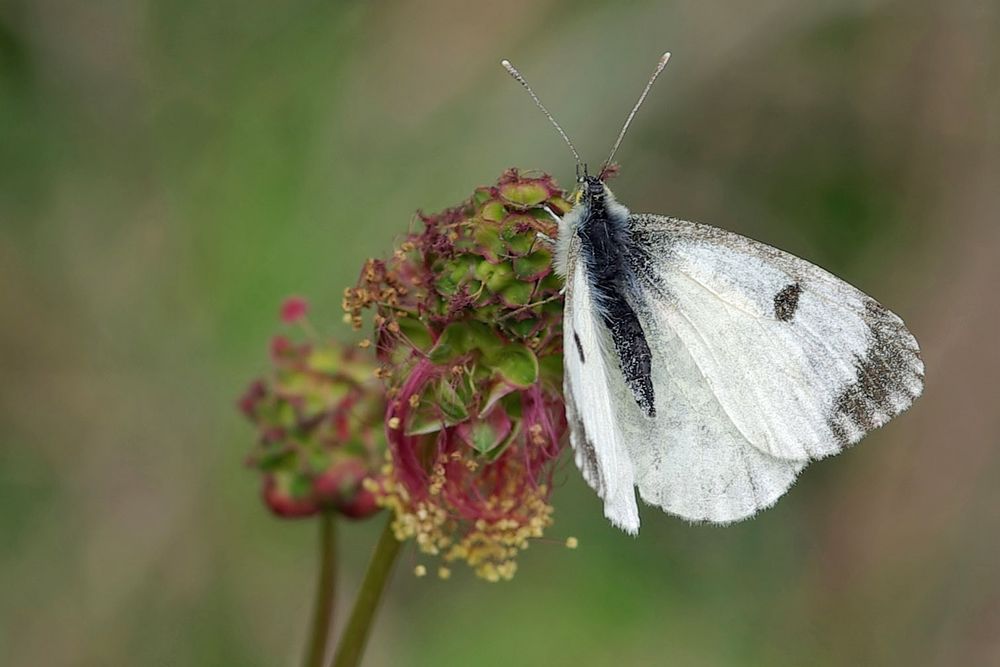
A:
[627,214,923,459]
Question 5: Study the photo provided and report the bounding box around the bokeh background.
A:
[2,1,999,665]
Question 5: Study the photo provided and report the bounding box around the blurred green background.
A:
[2,1,999,665]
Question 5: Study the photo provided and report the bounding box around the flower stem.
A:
[304,512,337,667]
[330,517,402,667]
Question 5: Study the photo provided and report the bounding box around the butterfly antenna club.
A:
[501,58,583,172]
[603,51,671,174]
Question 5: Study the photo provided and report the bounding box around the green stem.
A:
[330,517,403,667]
[304,512,337,667]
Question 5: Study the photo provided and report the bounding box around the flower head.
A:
[240,302,386,519]
[345,169,573,580]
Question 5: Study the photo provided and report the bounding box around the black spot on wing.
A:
[773,282,803,322]
[828,300,923,444]
[573,331,586,364]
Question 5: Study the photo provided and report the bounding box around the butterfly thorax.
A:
[574,181,628,298]
[569,178,656,418]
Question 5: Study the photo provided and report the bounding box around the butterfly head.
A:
[572,169,612,207]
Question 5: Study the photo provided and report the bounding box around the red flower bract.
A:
[347,169,572,580]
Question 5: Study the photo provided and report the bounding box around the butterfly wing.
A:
[612,213,922,523]
[562,236,641,534]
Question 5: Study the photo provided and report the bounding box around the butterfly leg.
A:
[536,231,556,247]
[496,292,564,320]
[535,206,562,248]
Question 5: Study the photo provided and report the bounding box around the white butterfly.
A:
[503,54,923,533]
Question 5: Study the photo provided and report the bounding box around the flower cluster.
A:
[345,169,572,580]
[239,298,386,519]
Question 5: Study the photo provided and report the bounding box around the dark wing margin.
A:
[828,299,924,445]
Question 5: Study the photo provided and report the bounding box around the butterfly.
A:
[502,53,924,533]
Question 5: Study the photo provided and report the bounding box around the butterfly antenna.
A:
[602,51,671,174]
[501,58,583,172]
